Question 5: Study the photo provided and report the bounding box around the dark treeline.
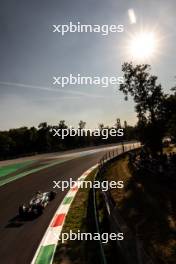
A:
[0,119,137,160]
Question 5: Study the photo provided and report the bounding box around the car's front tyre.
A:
[49,191,56,200]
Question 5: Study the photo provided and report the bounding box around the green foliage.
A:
[164,92,176,142]
[0,119,137,160]
[120,62,166,155]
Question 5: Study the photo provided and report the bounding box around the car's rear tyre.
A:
[19,205,27,217]
[36,205,43,215]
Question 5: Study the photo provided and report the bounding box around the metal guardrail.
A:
[92,142,154,264]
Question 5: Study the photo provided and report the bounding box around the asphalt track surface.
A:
[0,143,131,264]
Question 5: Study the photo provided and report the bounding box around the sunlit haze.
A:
[127,31,158,61]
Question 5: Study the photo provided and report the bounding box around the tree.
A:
[58,120,67,129]
[78,120,87,147]
[115,118,121,129]
[0,132,14,159]
[98,123,104,130]
[119,62,166,155]
[164,91,176,142]
[124,120,128,128]
[78,120,86,129]
[37,122,51,152]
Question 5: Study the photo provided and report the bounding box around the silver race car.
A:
[19,191,56,217]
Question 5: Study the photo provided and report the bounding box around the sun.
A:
[128,31,157,60]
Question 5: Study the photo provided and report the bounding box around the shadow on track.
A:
[5,213,40,228]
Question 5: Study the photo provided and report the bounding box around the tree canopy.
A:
[120,62,169,155]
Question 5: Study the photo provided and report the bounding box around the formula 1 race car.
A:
[18,191,56,217]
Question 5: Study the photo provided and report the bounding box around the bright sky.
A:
[0,0,176,130]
